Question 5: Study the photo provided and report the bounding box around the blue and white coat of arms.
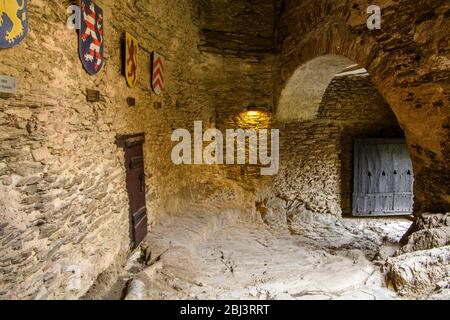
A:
[79,0,104,75]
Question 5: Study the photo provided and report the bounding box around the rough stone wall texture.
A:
[275,0,450,213]
[0,0,236,300]
[273,73,402,216]
[211,55,275,183]
[197,0,277,184]
[199,0,276,55]
[1,0,449,300]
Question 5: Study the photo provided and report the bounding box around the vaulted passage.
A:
[273,56,411,218]
[0,0,449,301]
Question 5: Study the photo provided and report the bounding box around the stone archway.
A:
[274,0,450,213]
[276,55,354,122]
[274,54,408,217]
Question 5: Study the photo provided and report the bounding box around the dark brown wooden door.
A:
[353,139,414,216]
[118,134,148,248]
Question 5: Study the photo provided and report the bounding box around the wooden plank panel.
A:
[393,193,414,213]
[353,195,366,215]
[375,194,394,213]
[352,139,413,216]
[392,143,414,193]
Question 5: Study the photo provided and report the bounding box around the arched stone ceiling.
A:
[276,55,355,122]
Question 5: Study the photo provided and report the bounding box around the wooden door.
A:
[353,139,414,216]
[117,134,148,248]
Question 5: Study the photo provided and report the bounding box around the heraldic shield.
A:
[152,52,164,95]
[0,0,28,49]
[79,0,104,75]
[125,32,138,87]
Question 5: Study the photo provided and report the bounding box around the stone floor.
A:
[99,209,419,300]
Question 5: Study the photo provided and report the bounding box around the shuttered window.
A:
[353,139,414,216]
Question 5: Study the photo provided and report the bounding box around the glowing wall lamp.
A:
[245,105,272,116]
[236,105,273,129]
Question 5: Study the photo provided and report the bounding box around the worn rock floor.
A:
[159,225,396,300]
[98,209,415,300]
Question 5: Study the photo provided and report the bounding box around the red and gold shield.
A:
[125,32,138,87]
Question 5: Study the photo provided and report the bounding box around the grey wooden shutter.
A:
[353,139,414,216]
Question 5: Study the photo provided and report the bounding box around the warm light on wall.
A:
[245,111,261,117]
[234,106,273,129]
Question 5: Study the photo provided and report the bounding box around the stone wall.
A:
[0,0,449,300]
[198,0,277,184]
[273,73,403,216]
[0,0,233,300]
[199,0,276,55]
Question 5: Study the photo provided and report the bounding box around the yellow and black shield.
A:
[0,0,28,48]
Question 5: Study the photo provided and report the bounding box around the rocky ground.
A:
[80,207,442,300]
[384,213,450,299]
[84,207,449,301]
